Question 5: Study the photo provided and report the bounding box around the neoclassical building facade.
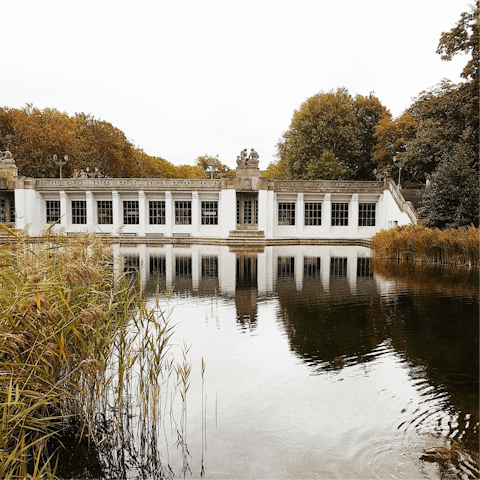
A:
[0,156,417,242]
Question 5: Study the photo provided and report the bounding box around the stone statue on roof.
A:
[247,148,259,167]
[0,151,15,164]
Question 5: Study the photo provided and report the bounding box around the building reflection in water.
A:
[112,243,375,324]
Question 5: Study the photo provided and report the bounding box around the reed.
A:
[371,225,479,267]
[0,225,192,478]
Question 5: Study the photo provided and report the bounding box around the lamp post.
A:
[393,155,402,190]
[53,154,68,179]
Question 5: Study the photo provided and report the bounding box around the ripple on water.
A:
[351,435,479,480]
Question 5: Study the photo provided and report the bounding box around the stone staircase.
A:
[229,229,265,239]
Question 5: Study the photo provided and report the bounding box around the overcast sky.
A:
[3,0,472,169]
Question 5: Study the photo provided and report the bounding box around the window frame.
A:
[123,200,139,225]
[97,200,113,225]
[71,200,87,225]
[358,202,376,227]
[331,202,349,226]
[149,200,166,225]
[175,200,192,225]
[46,200,61,224]
[304,202,322,226]
[201,201,218,225]
[278,202,296,226]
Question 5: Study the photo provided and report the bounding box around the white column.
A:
[295,249,303,291]
[350,194,359,237]
[192,192,199,235]
[165,192,173,236]
[296,193,304,236]
[138,190,147,236]
[112,190,121,235]
[86,191,95,229]
[165,244,174,289]
[59,191,70,232]
[192,244,200,291]
[323,194,332,235]
[321,249,330,292]
[138,243,148,290]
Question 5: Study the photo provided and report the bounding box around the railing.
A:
[274,179,384,190]
[31,178,224,191]
[387,178,418,224]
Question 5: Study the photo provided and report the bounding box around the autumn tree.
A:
[352,94,389,180]
[275,88,388,181]
[262,158,289,179]
[0,105,173,178]
[195,155,235,178]
[372,111,417,183]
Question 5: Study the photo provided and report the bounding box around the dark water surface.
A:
[61,245,479,479]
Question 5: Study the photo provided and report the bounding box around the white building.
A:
[1,160,417,242]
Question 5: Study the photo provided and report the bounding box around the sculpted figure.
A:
[80,169,88,178]
[248,148,259,166]
[0,151,15,164]
[237,148,248,167]
[72,169,79,178]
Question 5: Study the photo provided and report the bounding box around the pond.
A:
[61,244,479,479]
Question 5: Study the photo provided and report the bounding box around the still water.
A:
[67,245,480,479]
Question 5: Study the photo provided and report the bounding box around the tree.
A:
[352,94,389,180]
[437,0,479,85]
[0,105,171,179]
[262,158,289,179]
[437,0,480,146]
[400,80,475,185]
[195,155,235,178]
[275,88,387,181]
[420,135,479,228]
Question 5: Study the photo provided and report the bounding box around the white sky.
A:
[2,0,472,169]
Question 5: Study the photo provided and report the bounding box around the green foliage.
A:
[305,150,349,180]
[420,138,479,228]
[195,155,235,178]
[436,0,479,84]
[261,158,289,179]
[276,88,388,181]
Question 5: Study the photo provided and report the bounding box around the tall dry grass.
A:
[0,224,194,478]
[371,225,479,267]
[0,225,142,477]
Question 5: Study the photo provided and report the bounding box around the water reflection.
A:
[111,244,479,478]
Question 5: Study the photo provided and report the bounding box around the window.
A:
[358,203,376,226]
[305,202,322,226]
[72,201,87,224]
[175,201,191,225]
[278,257,295,278]
[0,200,6,223]
[9,197,15,223]
[304,257,321,277]
[357,257,372,277]
[149,201,165,225]
[202,256,218,278]
[175,256,192,277]
[201,201,218,225]
[123,201,139,225]
[278,202,295,226]
[331,202,349,226]
[97,200,113,225]
[46,200,61,223]
[149,256,166,278]
[330,257,348,277]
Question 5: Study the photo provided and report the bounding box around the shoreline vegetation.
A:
[0,225,191,479]
[371,225,479,268]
